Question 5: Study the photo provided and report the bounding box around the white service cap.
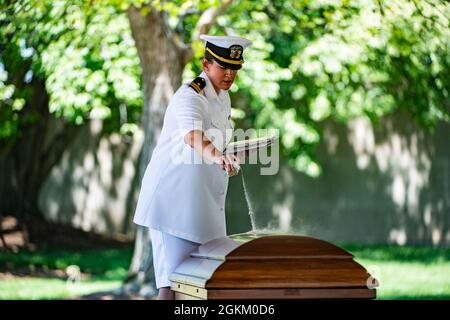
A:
[200,35,252,69]
[199,35,252,49]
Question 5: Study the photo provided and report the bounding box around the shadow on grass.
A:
[0,247,133,281]
[338,243,450,264]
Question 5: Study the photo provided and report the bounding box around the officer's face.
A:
[203,59,238,92]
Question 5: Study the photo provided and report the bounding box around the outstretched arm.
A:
[184,130,240,176]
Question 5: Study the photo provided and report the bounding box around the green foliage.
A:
[213,0,450,176]
[0,0,142,144]
[1,0,449,177]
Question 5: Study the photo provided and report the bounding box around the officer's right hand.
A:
[216,154,240,176]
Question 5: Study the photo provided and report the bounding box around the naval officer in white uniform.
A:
[133,34,252,300]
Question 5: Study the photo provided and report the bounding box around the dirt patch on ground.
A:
[0,267,68,280]
[71,289,153,300]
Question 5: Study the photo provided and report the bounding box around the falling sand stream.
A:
[240,168,257,233]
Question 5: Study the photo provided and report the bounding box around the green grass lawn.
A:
[0,248,133,300]
[0,244,449,300]
[0,277,123,300]
[341,244,450,300]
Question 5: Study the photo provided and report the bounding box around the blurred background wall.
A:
[38,111,450,246]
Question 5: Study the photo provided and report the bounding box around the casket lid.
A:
[226,235,354,260]
[171,234,376,291]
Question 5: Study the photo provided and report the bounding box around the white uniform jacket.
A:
[133,72,233,244]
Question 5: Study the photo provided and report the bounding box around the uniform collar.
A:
[200,71,227,101]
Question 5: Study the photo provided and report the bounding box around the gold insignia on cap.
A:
[229,45,243,59]
[206,48,243,65]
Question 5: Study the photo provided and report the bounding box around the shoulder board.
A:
[188,77,206,94]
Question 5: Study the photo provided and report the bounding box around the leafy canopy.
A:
[1,0,449,176]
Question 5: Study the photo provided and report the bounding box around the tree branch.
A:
[410,0,449,30]
[376,0,385,17]
[193,0,233,40]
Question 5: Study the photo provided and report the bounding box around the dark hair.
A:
[204,50,215,63]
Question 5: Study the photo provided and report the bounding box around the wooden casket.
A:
[170,233,378,300]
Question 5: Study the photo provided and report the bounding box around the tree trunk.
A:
[123,1,232,298]
[123,5,191,297]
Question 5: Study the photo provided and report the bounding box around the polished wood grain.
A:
[172,235,378,300]
[227,236,354,260]
[175,286,376,300]
[206,259,371,289]
[207,287,376,299]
